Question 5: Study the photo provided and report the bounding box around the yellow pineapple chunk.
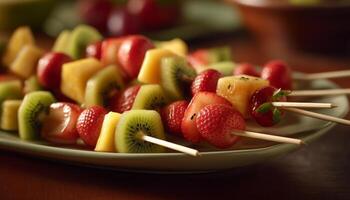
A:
[61,58,103,103]
[137,48,176,84]
[216,75,269,118]
[1,100,22,131]
[10,44,44,78]
[2,26,35,67]
[95,112,121,152]
[155,38,188,56]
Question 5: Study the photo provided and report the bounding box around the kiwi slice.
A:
[85,65,124,107]
[24,76,43,94]
[115,110,165,153]
[208,46,232,63]
[160,56,196,100]
[18,91,56,140]
[52,30,71,53]
[66,25,102,59]
[132,84,167,110]
[0,80,23,106]
[205,61,236,76]
[1,100,22,131]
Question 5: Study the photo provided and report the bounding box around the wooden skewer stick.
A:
[294,70,350,80]
[232,130,303,145]
[282,107,350,126]
[140,134,200,156]
[289,89,350,97]
[272,102,336,109]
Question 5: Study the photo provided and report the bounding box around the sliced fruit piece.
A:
[261,60,293,90]
[24,76,43,94]
[132,84,167,110]
[2,26,35,67]
[66,25,102,59]
[234,63,260,77]
[197,61,236,76]
[196,104,245,149]
[160,56,196,100]
[117,35,154,79]
[191,69,221,96]
[155,38,188,56]
[0,80,23,107]
[161,100,188,136]
[37,52,72,90]
[61,58,103,103]
[41,103,81,144]
[115,109,165,153]
[76,106,107,147]
[52,30,71,53]
[0,100,22,131]
[100,37,125,66]
[188,46,232,71]
[181,92,232,143]
[216,75,269,118]
[85,65,124,107]
[95,112,121,152]
[111,85,141,113]
[10,44,44,78]
[137,48,176,84]
[18,91,56,140]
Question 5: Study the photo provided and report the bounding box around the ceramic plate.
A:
[0,78,348,173]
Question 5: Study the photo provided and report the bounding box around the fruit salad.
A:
[0,25,300,154]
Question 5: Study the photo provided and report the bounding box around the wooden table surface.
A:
[1,34,350,200]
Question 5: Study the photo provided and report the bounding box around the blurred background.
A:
[0,0,350,57]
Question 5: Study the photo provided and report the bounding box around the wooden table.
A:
[1,34,350,200]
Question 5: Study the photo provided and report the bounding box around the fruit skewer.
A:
[294,70,350,81]
[232,130,303,145]
[289,88,350,97]
[282,108,350,126]
[271,102,336,109]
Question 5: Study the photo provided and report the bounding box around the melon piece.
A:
[2,26,35,67]
[216,75,269,118]
[155,38,188,56]
[10,44,44,78]
[61,58,103,103]
[95,112,121,152]
[137,48,176,84]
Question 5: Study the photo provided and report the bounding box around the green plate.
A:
[0,78,348,173]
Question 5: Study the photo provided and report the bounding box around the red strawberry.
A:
[181,92,232,143]
[161,100,189,136]
[117,35,154,79]
[234,63,260,77]
[37,52,72,90]
[111,85,141,113]
[261,60,293,90]
[187,49,209,67]
[196,104,245,149]
[41,103,82,144]
[76,106,107,147]
[86,41,102,59]
[191,69,221,96]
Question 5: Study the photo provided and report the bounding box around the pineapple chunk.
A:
[61,58,103,103]
[1,100,22,131]
[2,26,35,67]
[137,48,176,84]
[216,75,269,118]
[155,38,188,56]
[95,112,121,152]
[10,44,44,78]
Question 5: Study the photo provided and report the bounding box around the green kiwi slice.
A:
[208,46,232,63]
[52,30,71,53]
[18,91,56,140]
[66,25,102,59]
[115,110,166,153]
[132,84,167,110]
[85,65,124,107]
[160,56,196,100]
[206,61,236,76]
[1,100,22,131]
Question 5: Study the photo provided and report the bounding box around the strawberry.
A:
[41,103,82,144]
[86,41,102,59]
[191,69,221,96]
[161,100,188,136]
[76,106,107,147]
[117,35,154,79]
[196,104,245,149]
[261,60,292,90]
[110,85,140,113]
[233,63,260,77]
[187,49,209,67]
[181,92,232,143]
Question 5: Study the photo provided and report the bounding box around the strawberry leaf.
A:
[256,102,273,113]
[273,89,291,101]
[272,108,282,124]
